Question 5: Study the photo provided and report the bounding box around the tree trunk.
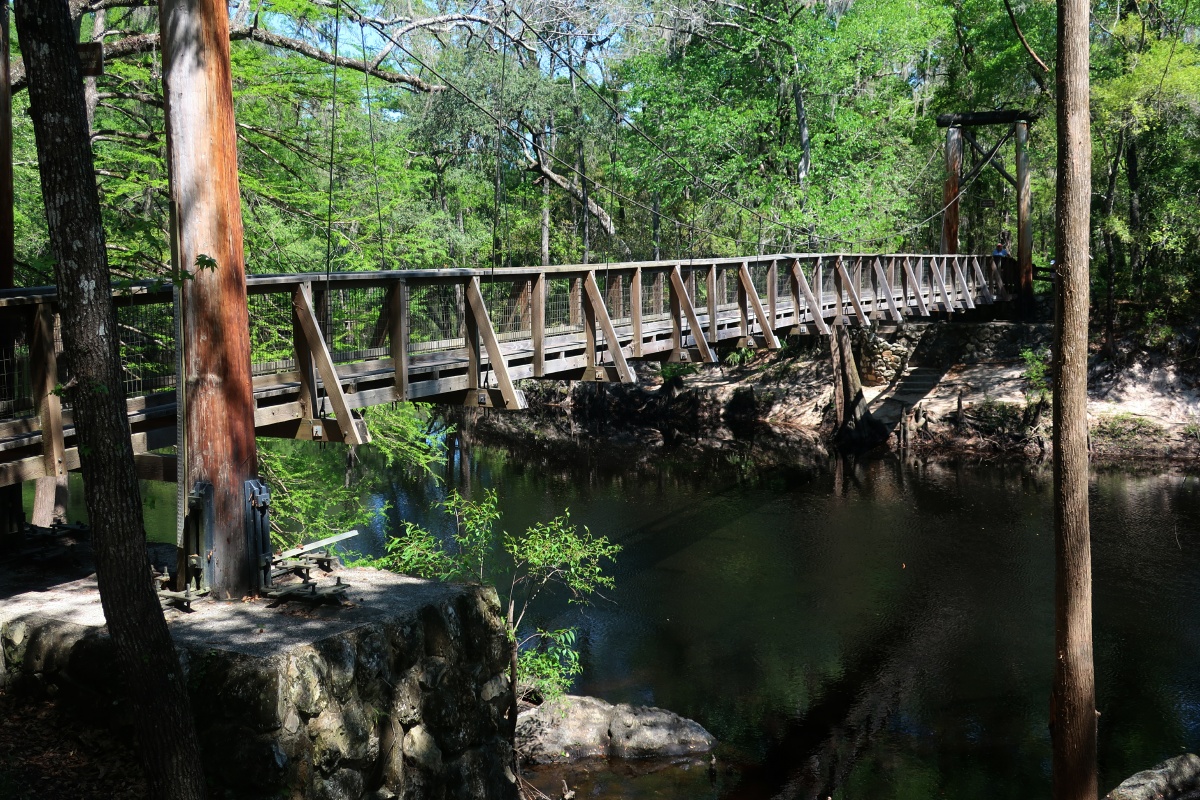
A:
[1125,137,1143,298]
[1100,130,1125,359]
[1052,0,1097,794]
[13,1,208,797]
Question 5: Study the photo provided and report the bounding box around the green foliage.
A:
[376,490,620,700]
[518,629,583,702]
[1182,420,1200,443]
[1020,347,1051,401]
[258,403,445,549]
[660,362,700,381]
[723,346,756,369]
[1092,413,1167,447]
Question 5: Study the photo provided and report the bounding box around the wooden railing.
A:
[0,253,1014,487]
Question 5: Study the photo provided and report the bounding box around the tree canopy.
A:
[8,0,1200,330]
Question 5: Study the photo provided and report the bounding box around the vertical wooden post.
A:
[941,125,963,254]
[737,264,749,342]
[162,0,258,597]
[668,267,683,361]
[532,271,546,376]
[582,275,597,373]
[464,279,481,397]
[1016,119,1034,314]
[706,264,718,344]
[630,268,642,358]
[31,305,67,526]
[569,276,582,326]
[0,2,20,548]
[789,259,802,325]
[293,283,317,420]
[767,259,777,327]
[652,271,664,317]
[389,279,409,399]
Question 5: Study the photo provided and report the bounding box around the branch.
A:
[1003,0,1050,72]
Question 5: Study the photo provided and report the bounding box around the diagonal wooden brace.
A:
[903,257,930,316]
[952,257,976,309]
[931,256,958,312]
[790,258,830,334]
[738,262,779,349]
[293,283,369,445]
[971,256,995,304]
[669,266,717,363]
[465,277,528,409]
[873,257,905,322]
[835,255,870,326]
[583,272,634,383]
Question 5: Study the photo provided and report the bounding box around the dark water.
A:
[362,444,1200,799]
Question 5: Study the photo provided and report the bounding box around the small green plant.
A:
[1143,309,1174,349]
[1092,413,1166,448]
[1020,347,1051,401]
[373,489,620,702]
[660,361,700,381]
[1183,419,1200,443]
[723,346,755,368]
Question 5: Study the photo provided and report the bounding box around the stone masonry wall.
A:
[851,322,1052,386]
[0,578,518,800]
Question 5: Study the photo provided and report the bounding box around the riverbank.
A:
[467,320,1200,467]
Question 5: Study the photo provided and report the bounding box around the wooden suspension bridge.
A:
[0,252,1015,493]
[0,0,1035,597]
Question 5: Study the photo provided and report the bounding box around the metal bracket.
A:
[245,478,272,592]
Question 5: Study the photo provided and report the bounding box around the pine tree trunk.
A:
[1052,0,1097,794]
[14,1,208,797]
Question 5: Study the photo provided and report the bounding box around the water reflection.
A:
[361,444,1199,799]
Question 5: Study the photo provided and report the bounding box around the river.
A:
[369,443,1200,800]
[33,443,1200,798]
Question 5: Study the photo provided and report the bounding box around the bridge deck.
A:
[0,253,1014,487]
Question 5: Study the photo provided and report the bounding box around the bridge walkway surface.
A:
[0,252,1015,488]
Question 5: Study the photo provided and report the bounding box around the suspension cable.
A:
[359,20,387,270]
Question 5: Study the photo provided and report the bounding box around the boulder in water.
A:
[516,694,715,764]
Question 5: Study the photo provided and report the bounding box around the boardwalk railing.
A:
[0,253,1014,486]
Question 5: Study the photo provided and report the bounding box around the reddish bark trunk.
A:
[14,0,207,796]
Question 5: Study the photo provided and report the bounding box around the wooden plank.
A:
[872,257,904,323]
[134,454,178,482]
[835,255,869,325]
[936,110,1036,127]
[532,271,546,374]
[583,272,634,383]
[465,277,526,408]
[390,279,409,398]
[668,267,683,361]
[952,256,976,309]
[630,268,642,358]
[903,257,930,316]
[706,265,718,344]
[930,255,958,312]
[293,283,317,421]
[293,283,368,444]
[31,306,64,476]
[767,259,777,324]
[738,262,779,349]
[736,267,749,340]
[30,305,66,525]
[668,266,716,363]
[814,259,825,322]
[972,256,996,304]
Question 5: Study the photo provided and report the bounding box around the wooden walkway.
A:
[0,253,1013,487]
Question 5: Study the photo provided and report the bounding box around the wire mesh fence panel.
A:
[248,292,296,376]
[593,272,633,325]
[325,285,389,365]
[408,283,466,353]
[775,262,793,313]
[481,278,533,343]
[749,262,771,299]
[0,329,34,422]
[117,302,177,398]
[718,267,738,311]
[640,270,669,322]
[545,278,582,337]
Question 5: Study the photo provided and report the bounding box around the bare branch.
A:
[1003,0,1050,72]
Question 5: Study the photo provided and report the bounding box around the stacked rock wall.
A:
[1,580,518,800]
[851,322,1052,385]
